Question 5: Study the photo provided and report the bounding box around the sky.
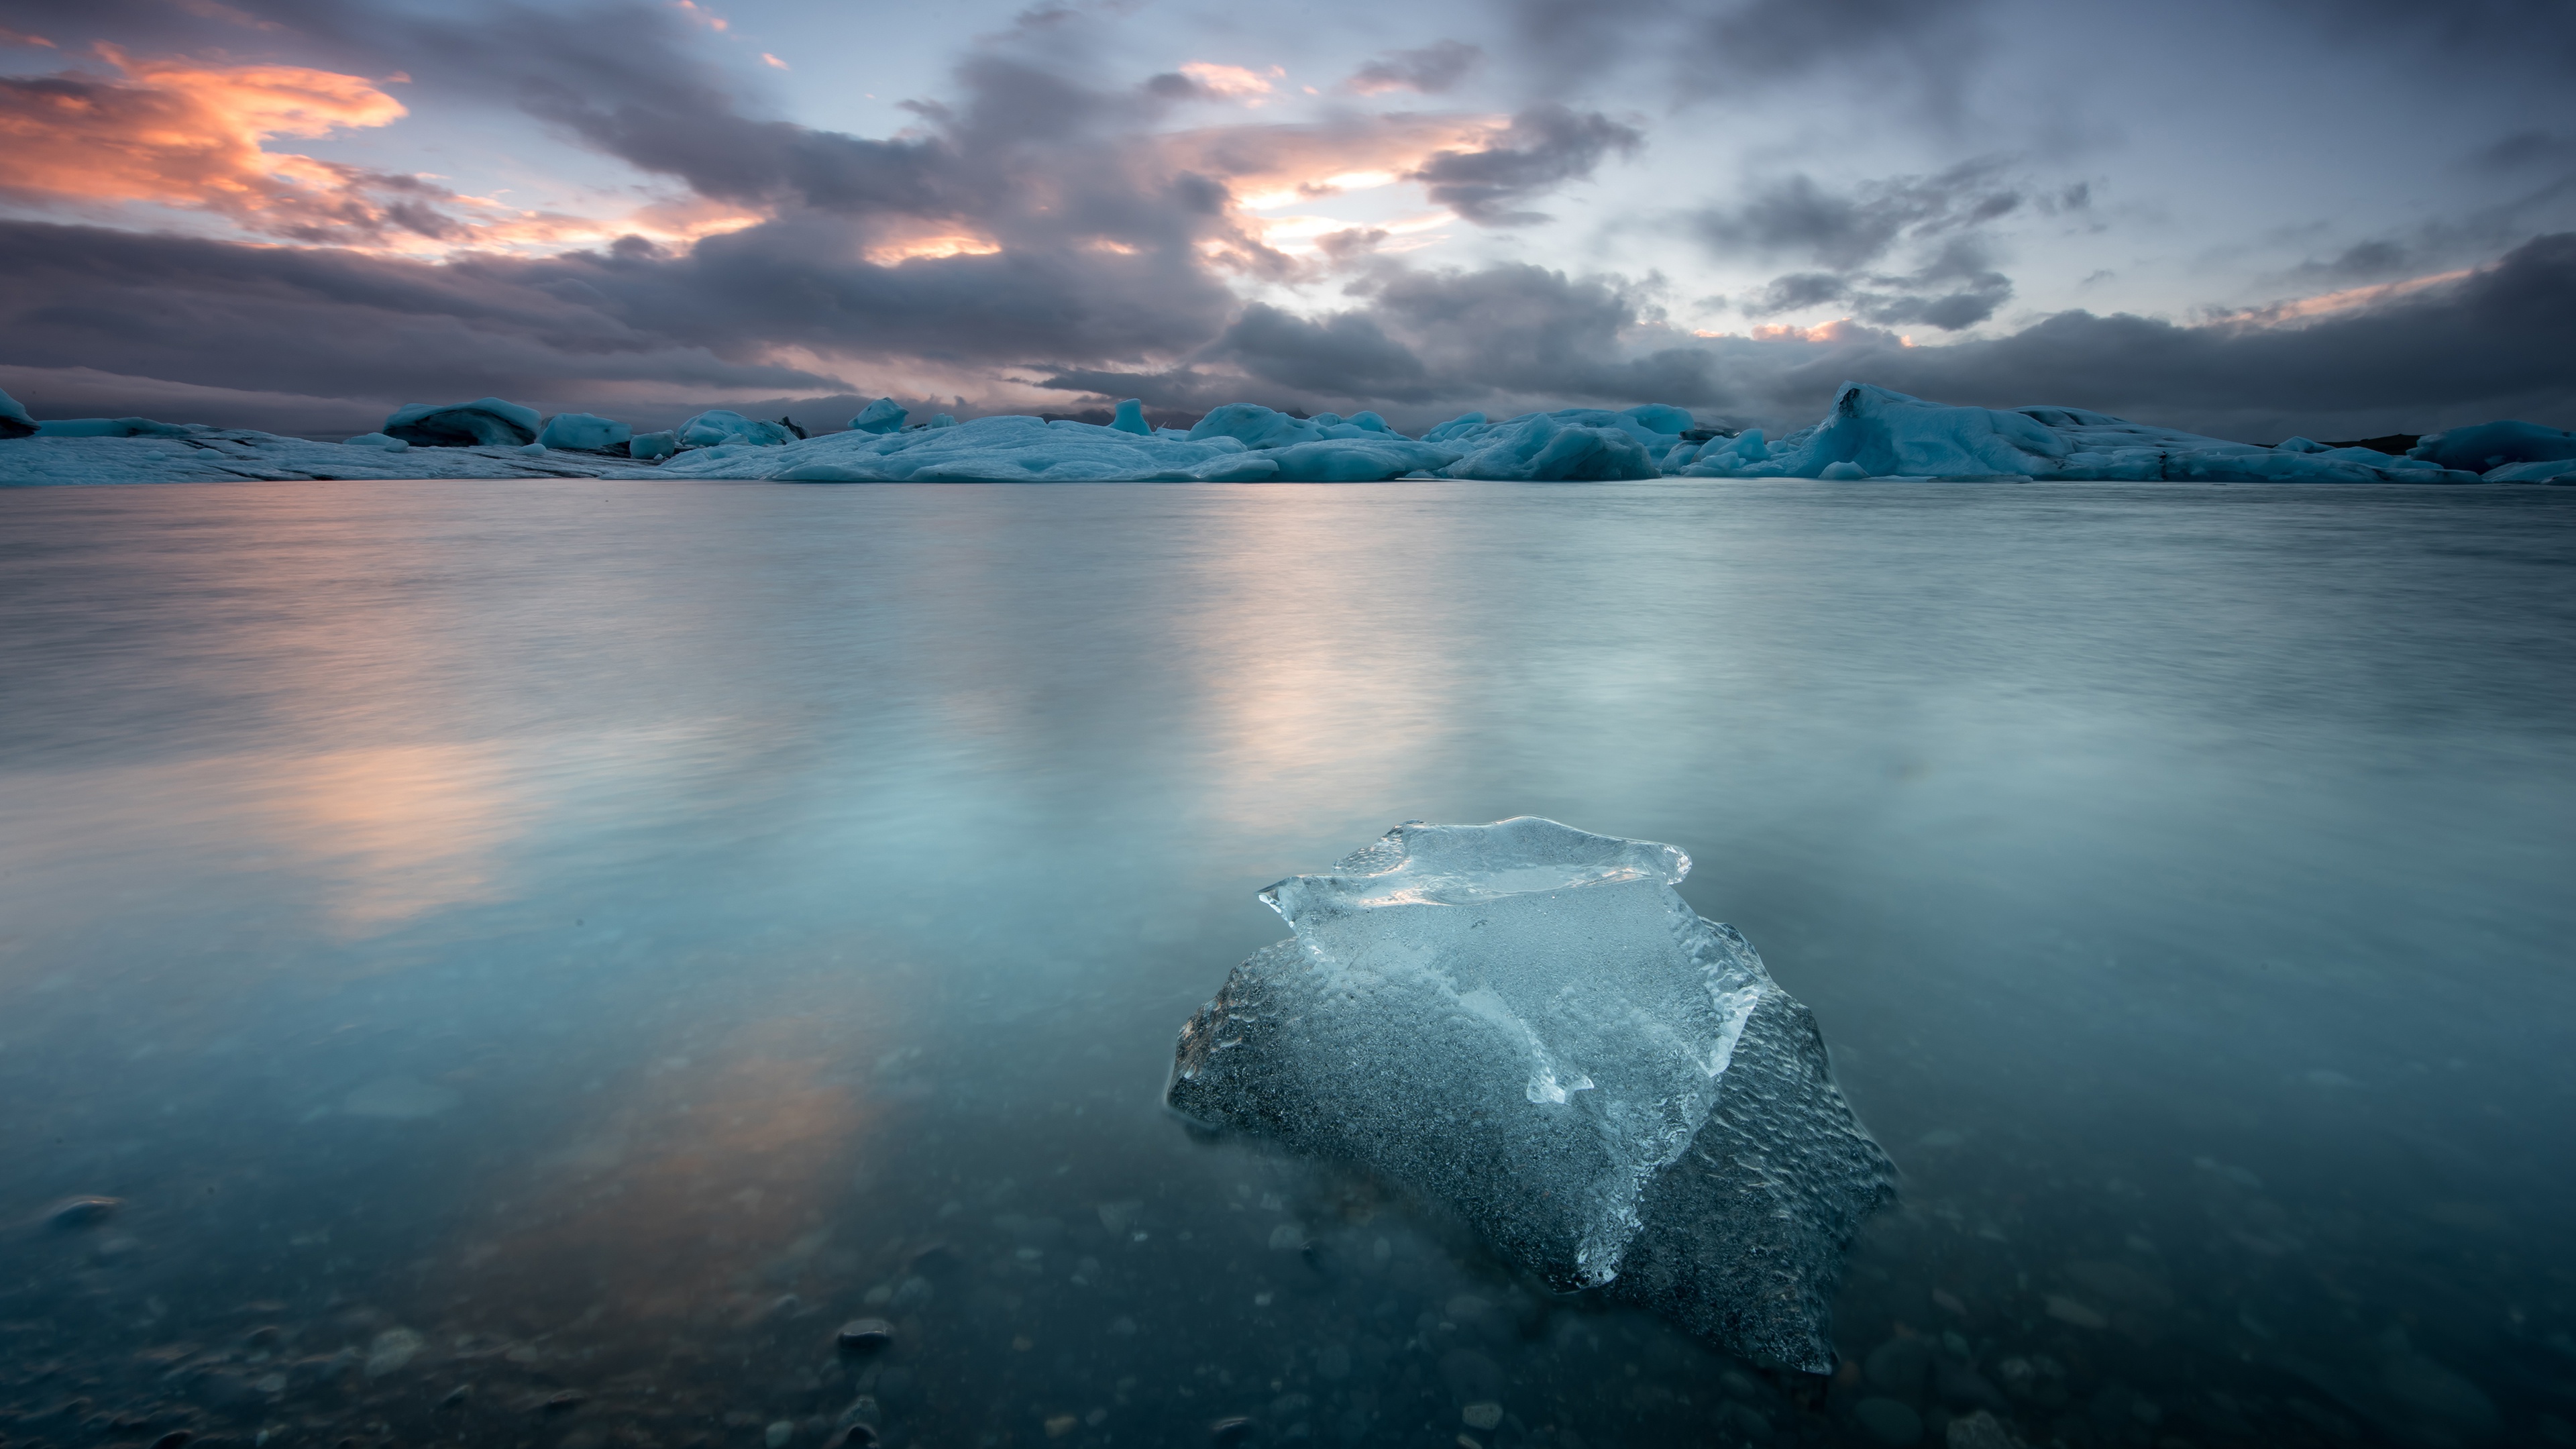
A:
[0,0,2571,439]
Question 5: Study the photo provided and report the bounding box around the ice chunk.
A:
[1684,383,2486,483]
[629,430,679,462]
[1267,437,1462,481]
[677,410,796,449]
[2274,436,2328,453]
[847,398,908,434]
[1187,402,1330,450]
[1439,412,1661,480]
[384,397,541,447]
[0,426,674,485]
[536,412,633,453]
[930,413,958,429]
[1165,818,1893,1372]
[1621,403,1697,436]
[2409,420,2576,473]
[2483,458,2576,482]
[1110,398,1152,435]
[0,388,35,440]
[735,413,1289,483]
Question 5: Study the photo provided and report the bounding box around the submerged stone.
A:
[1165,818,1892,1372]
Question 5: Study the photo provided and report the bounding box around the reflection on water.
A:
[1,479,2572,1449]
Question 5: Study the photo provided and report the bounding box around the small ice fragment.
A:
[1165,818,1891,1372]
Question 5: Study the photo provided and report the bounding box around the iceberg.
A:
[1678,383,2487,483]
[723,414,1289,483]
[535,412,633,453]
[384,397,542,448]
[847,397,908,434]
[0,425,668,485]
[1165,819,1894,1373]
[1433,411,1664,481]
[11,384,2541,488]
[32,417,194,439]
[676,409,796,449]
[2408,420,2576,474]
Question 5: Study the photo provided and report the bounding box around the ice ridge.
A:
[1165,818,1894,1373]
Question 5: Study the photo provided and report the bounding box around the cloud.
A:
[1207,303,1434,397]
[0,47,420,239]
[1503,0,1992,113]
[1701,231,2576,436]
[1175,61,1281,103]
[0,218,843,414]
[0,43,752,254]
[1407,104,1642,225]
[1693,160,2039,330]
[1344,41,1483,96]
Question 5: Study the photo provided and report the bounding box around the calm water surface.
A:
[1,480,2571,1449]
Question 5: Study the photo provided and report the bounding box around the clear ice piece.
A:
[1165,818,1892,1372]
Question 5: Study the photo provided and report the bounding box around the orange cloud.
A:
[0,47,419,236]
[1179,60,1282,103]
[0,48,762,255]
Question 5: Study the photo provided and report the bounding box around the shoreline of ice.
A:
[5,382,2570,487]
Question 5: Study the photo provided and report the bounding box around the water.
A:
[1,478,2571,1449]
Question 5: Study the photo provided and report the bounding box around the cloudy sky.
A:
[1,0,2571,438]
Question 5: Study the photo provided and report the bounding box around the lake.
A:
[2,478,2571,1449]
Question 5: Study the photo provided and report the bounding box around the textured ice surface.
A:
[1165,818,1894,1372]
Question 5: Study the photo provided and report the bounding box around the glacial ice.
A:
[9,380,2568,486]
[1165,818,1894,1372]
[34,417,193,439]
[676,410,796,449]
[1435,411,1664,480]
[2408,420,2576,474]
[342,432,409,451]
[384,397,541,448]
[1672,384,2490,483]
[847,398,909,434]
[535,412,633,453]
